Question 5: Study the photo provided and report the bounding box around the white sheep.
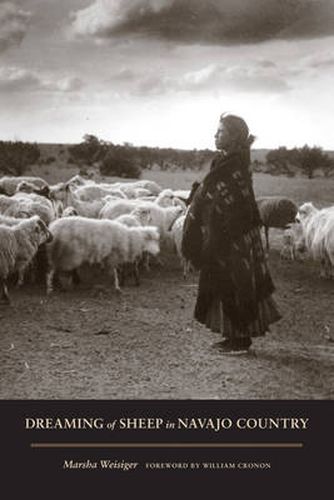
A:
[0,215,52,303]
[0,192,56,225]
[74,184,127,202]
[0,194,18,215]
[0,214,31,226]
[115,214,142,227]
[114,180,162,196]
[46,217,160,294]
[64,185,105,218]
[169,213,192,279]
[67,174,94,187]
[0,176,48,196]
[114,212,153,285]
[8,192,57,225]
[99,199,140,220]
[62,206,79,217]
[173,189,191,203]
[140,189,186,209]
[131,204,184,240]
[49,176,97,203]
[15,180,51,199]
[132,187,152,198]
[155,189,175,207]
[296,202,334,278]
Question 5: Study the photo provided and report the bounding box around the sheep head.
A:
[143,227,160,256]
[296,202,317,223]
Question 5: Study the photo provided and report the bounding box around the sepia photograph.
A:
[1,0,334,403]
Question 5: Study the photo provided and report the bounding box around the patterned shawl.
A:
[182,148,275,329]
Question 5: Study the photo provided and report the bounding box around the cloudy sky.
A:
[0,0,334,149]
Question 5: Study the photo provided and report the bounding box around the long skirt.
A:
[203,295,281,338]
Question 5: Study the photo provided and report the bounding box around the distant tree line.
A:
[67,134,214,178]
[264,145,334,179]
[1,136,333,180]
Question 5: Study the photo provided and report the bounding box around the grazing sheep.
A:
[114,213,152,286]
[131,204,184,240]
[46,217,160,294]
[64,185,105,218]
[0,194,18,215]
[155,189,175,207]
[0,176,49,196]
[0,214,30,226]
[67,174,93,187]
[0,192,56,225]
[99,199,140,220]
[0,215,52,303]
[169,213,192,279]
[173,189,191,204]
[49,176,96,203]
[296,202,334,278]
[256,196,298,251]
[134,188,152,198]
[16,181,51,199]
[49,182,67,203]
[62,206,79,217]
[8,192,57,225]
[74,184,127,202]
[114,180,162,196]
[116,214,143,227]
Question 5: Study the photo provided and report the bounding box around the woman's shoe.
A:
[212,339,233,351]
[212,338,252,353]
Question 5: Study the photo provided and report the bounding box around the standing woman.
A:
[182,114,281,352]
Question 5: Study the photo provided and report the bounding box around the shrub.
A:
[100,146,141,178]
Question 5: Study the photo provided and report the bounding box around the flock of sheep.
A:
[0,173,333,305]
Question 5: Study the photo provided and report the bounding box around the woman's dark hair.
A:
[220,114,255,147]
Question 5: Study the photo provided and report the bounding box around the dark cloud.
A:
[0,1,31,53]
[70,0,334,45]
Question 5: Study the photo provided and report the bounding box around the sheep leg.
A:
[46,269,55,295]
[16,269,25,287]
[72,269,81,286]
[133,260,140,286]
[183,259,188,280]
[142,252,150,271]
[118,264,127,287]
[264,226,270,252]
[113,268,122,293]
[323,256,332,279]
[0,280,10,305]
[291,245,296,261]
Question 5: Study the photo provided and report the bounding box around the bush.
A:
[68,134,108,165]
[100,146,141,178]
[0,141,40,176]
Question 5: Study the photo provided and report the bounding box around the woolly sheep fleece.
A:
[47,216,160,272]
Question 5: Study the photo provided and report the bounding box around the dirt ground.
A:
[1,239,333,400]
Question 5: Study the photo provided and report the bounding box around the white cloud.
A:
[70,0,172,38]
[0,65,85,93]
[114,60,291,97]
[0,1,31,53]
[178,63,291,94]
